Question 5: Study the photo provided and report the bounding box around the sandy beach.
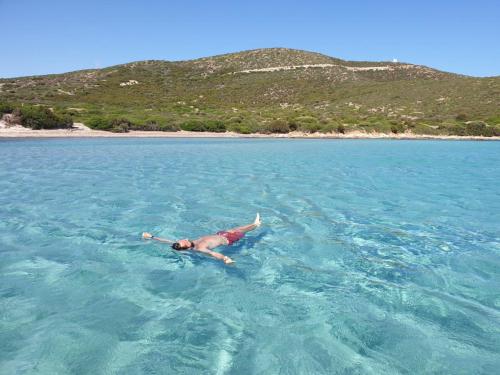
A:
[0,121,499,140]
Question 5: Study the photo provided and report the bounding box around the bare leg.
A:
[227,213,261,233]
[229,223,257,233]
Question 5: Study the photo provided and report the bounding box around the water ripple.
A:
[1,139,499,374]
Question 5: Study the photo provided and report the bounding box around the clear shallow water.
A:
[0,138,499,375]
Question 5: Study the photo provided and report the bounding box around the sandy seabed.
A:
[0,122,498,140]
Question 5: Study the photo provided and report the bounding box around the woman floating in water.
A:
[142,213,261,264]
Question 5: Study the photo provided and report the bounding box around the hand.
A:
[142,232,153,239]
[223,256,235,265]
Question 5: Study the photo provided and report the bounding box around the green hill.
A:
[1,48,499,135]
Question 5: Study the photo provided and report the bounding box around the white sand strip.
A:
[0,123,498,140]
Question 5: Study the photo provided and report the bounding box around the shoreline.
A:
[0,124,499,141]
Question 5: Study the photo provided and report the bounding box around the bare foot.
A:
[254,213,261,227]
[142,232,153,239]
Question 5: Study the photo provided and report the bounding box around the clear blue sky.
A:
[1,0,499,78]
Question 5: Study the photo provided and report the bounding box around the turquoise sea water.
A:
[0,138,499,374]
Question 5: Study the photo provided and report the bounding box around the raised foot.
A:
[254,213,261,227]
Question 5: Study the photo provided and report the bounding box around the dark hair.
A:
[171,241,194,250]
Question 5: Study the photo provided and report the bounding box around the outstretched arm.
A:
[142,232,174,244]
[195,246,234,264]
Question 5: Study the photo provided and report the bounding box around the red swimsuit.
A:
[216,230,244,245]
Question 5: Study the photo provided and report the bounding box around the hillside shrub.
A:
[180,120,226,132]
[14,106,73,129]
[337,124,346,134]
[465,121,489,136]
[128,119,178,132]
[231,123,254,134]
[292,115,321,133]
[390,123,405,134]
[449,124,466,136]
[204,120,226,132]
[86,116,113,131]
[0,102,14,114]
[301,122,321,133]
[359,123,377,133]
[449,121,499,137]
[263,120,290,134]
[287,121,298,131]
[129,121,154,131]
[158,123,180,132]
[227,117,260,134]
[180,120,205,132]
[109,118,132,133]
[486,115,500,125]
[295,115,318,124]
[342,117,357,125]
[86,116,134,132]
[138,120,179,132]
[319,122,338,133]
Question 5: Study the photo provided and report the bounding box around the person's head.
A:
[171,239,194,251]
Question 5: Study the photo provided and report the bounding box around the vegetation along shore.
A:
[1,48,499,138]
